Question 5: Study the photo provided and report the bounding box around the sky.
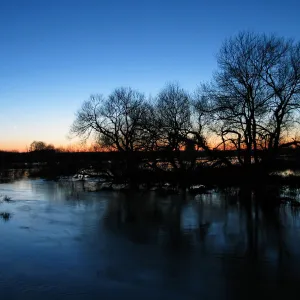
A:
[0,0,300,151]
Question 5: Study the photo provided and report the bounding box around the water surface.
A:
[1,179,300,299]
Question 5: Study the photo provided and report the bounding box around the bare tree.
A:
[29,141,55,152]
[200,31,300,166]
[70,87,151,152]
[155,83,191,151]
[153,83,192,169]
[191,85,232,166]
[258,37,300,157]
[70,87,156,187]
[215,32,272,165]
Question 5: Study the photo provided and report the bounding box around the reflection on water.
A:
[271,169,300,177]
[0,179,300,299]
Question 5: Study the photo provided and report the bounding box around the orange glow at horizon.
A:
[0,140,113,153]
[1,134,296,153]
[0,141,78,153]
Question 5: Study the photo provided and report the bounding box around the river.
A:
[1,178,300,299]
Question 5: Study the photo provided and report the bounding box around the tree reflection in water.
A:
[2,179,300,299]
[101,186,300,298]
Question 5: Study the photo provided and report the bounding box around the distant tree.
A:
[29,141,55,152]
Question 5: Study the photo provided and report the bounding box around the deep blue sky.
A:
[0,0,299,150]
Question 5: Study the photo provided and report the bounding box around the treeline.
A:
[2,31,300,186]
[2,148,300,186]
[70,31,300,169]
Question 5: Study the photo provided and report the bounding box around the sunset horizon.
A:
[1,0,300,151]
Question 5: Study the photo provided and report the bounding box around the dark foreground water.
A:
[1,179,300,299]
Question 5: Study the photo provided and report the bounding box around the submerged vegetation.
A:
[0,195,13,221]
[0,212,12,221]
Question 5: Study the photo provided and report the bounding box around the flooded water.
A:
[1,179,300,299]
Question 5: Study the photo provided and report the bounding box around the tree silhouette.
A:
[198,31,300,165]
[70,87,151,152]
[29,141,55,152]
